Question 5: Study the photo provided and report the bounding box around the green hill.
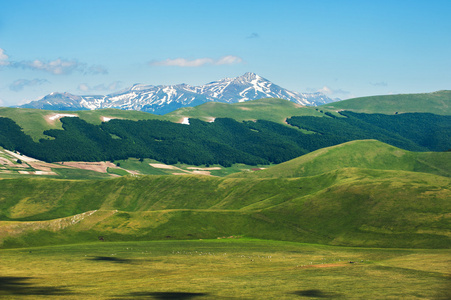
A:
[0,107,171,141]
[322,90,451,115]
[231,140,451,179]
[1,140,449,249]
[1,110,449,167]
[0,99,319,141]
[166,98,322,123]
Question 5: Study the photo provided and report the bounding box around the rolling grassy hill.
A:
[166,97,322,123]
[1,141,449,249]
[231,140,451,178]
[1,94,450,250]
[322,90,451,115]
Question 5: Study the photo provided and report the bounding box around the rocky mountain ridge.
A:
[20,72,336,114]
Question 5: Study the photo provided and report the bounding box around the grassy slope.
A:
[0,107,171,141]
[231,140,451,179]
[166,98,322,123]
[0,155,449,249]
[0,96,450,249]
[322,90,451,115]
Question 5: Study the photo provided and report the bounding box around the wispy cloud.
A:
[11,59,109,75]
[316,86,352,98]
[87,65,108,75]
[246,32,260,39]
[9,78,50,91]
[15,59,81,75]
[151,57,214,67]
[77,81,122,93]
[0,48,10,66]
[216,55,243,65]
[150,55,243,67]
[1,49,108,75]
[370,81,388,87]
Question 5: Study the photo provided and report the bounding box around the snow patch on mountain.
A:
[19,72,338,114]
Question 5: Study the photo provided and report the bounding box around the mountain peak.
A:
[238,72,261,81]
[242,71,258,77]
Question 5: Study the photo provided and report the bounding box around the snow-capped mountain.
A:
[20,73,337,114]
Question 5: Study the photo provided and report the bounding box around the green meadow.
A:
[1,239,450,299]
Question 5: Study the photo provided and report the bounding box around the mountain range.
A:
[19,72,336,114]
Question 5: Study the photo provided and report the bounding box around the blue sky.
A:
[1,0,450,106]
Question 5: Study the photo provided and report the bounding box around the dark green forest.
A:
[0,111,450,166]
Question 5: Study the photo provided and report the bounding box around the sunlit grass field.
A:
[1,239,449,299]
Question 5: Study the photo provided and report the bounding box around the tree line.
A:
[0,111,449,166]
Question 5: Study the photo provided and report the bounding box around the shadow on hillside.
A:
[115,291,210,299]
[88,256,132,264]
[293,289,341,298]
[0,276,74,296]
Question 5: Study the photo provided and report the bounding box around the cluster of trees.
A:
[286,111,451,152]
[0,111,449,166]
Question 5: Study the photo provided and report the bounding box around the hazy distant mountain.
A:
[20,72,337,114]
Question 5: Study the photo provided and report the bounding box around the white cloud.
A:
[0,48,10,66]
[77,81,122,93]
[17,58,82,75]
[215,55,243,65]
[151,58,214,67]
[2,50,108,75]
[150,55,243,67]
[9,78,50,91]
[317,86,352,98]
[318,86,333,95]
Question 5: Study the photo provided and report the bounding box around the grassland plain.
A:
[0,147,259,179]
[0,239,449,299]
[0,147,117,180]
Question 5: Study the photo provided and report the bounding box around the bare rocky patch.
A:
[45,113,78,125]
[58,161,117,173]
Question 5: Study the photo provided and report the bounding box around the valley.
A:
[0,92,450,299]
